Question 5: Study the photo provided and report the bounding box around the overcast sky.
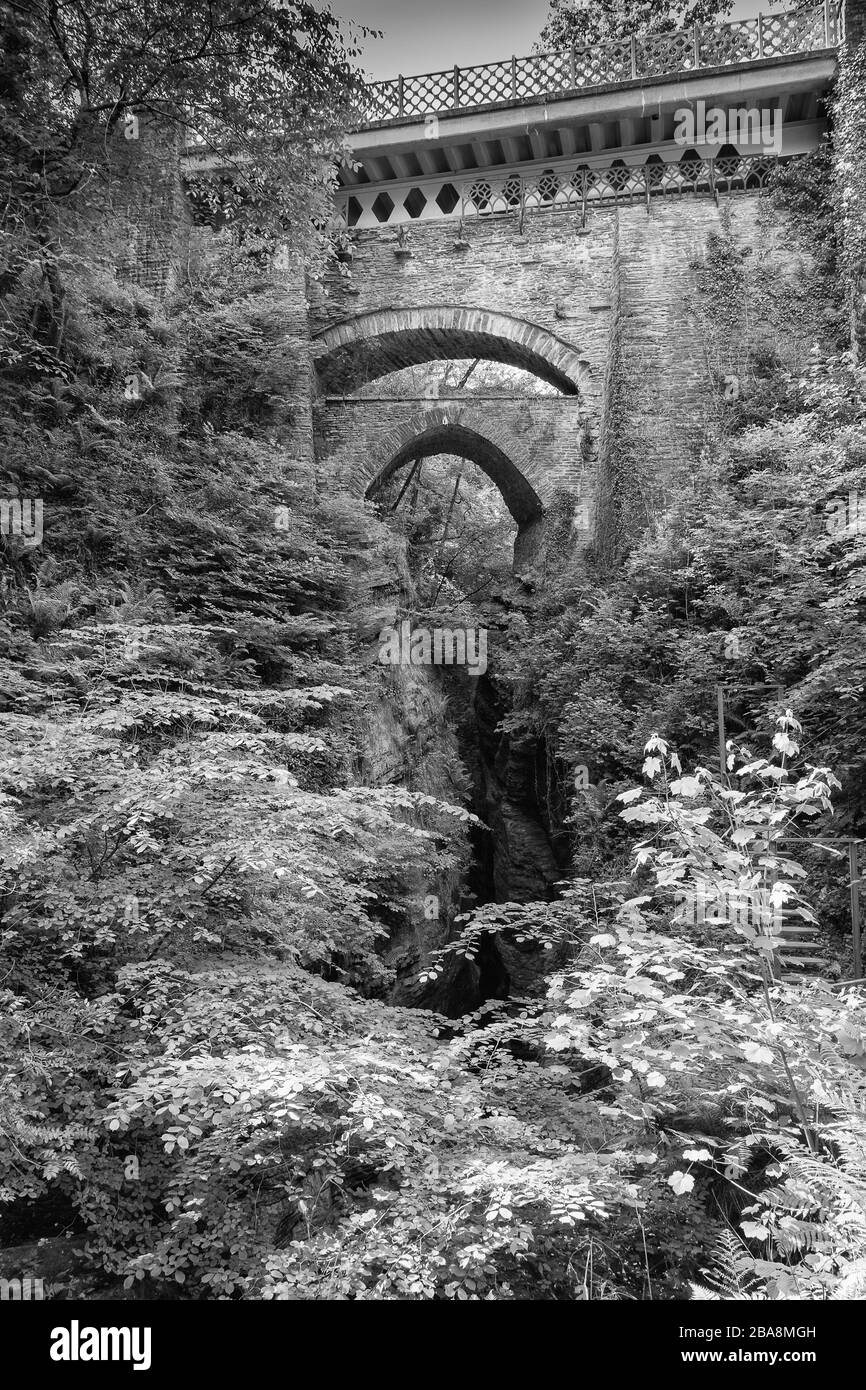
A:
[330,0,790,81]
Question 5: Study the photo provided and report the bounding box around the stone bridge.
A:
[312,306,592,559]
[179,4,858,566]
[295,3,846,566]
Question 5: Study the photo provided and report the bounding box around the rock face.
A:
[444,673,571,1000]
[355,570,476,1010]
[466,675,567,903]
[353,537,570,1010]
[471,678,571,998]
[489,787,562,903]
[354,591,578,1004]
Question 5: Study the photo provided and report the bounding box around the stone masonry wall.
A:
[613,195,766,518]
[310,193,784,552]
[845,0,865,47]
[103,114,192,298]
[309,209,615,435]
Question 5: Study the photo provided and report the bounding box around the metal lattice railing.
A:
[338,153,787,229]
[360,4,841,125]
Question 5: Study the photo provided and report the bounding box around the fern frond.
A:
[692,1230,766,1301]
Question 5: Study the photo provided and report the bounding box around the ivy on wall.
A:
[594,215,648,569]
[833,34,866,355]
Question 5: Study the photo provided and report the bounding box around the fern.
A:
[689,1231,766,1301]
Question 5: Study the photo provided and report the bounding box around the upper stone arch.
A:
[312,306,590,395]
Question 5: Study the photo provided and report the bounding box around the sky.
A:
[329,0,789,81]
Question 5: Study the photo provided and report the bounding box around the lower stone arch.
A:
[363,408,545,568]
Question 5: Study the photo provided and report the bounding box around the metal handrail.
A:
[361,4,840,125]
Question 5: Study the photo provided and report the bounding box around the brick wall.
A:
[612,198,756,513]
[104,114,192,298]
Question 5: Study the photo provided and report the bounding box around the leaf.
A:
[741,1221,770,1241]
[742,1042,775,1066]
[621,977,662,998]
[670,776,702,798]
[620,804,664,824]
[668,1171,695,1196]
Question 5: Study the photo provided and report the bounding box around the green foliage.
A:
[1,0,367,259]
[439,722,866,1299]
[493,167,866,905]
[537,0,732,53]
[832,34,866,346]
[2,0,865,1305]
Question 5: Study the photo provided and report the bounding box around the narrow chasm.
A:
[366,420,572,1017]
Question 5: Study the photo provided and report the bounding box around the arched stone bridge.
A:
[174,4,861,566]
[296,4,847,566]
[312,307,592,560]
[312,307,590,395]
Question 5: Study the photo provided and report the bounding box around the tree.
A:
[1,1,370,267]
[537,0,734,51]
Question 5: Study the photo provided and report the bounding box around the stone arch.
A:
[312,306,590,396]
[362,407,544,527]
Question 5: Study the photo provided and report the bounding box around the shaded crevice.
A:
[432,670,571,1011]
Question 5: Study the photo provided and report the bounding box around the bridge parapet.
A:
[360,4,839,125]
[339,5,837,230]
[340,150,798,229]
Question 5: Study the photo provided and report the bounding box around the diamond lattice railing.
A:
[636,29,699,76]
[460,60,514,107]
[356,4,837,125]
[700,17,761,66]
